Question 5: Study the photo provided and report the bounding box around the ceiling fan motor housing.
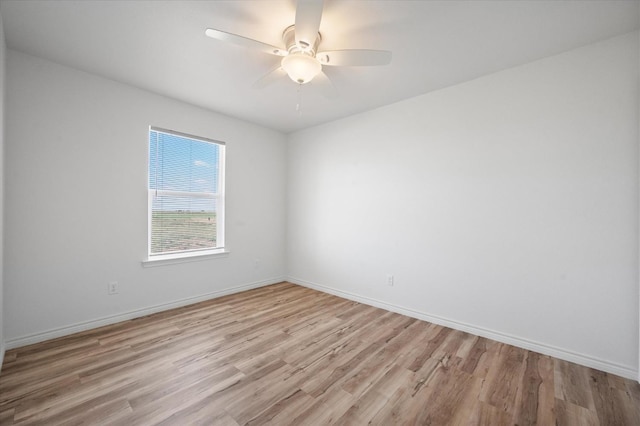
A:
[283,25,321,55]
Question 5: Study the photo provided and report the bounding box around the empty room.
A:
[0,0,638,424]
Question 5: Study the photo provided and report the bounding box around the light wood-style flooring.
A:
[0,282,638,425]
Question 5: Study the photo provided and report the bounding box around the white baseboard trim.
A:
[288,277,638,381]
[5,277,285,350]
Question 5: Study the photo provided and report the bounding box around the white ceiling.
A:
[1,0,638,133]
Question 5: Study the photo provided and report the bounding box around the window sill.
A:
[142,249,230,268]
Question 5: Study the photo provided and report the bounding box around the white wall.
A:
[5,50,287,345]
[287,32,640,379]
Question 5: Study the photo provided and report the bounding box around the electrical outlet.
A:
[108,281,119,295]
[387,274,394,287]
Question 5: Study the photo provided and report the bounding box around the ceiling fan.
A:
[205,0,392,97]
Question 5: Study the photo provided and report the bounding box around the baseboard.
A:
[288,277,638,381]
[5,277,285,350]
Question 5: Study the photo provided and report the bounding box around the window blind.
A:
[149,127,225,256]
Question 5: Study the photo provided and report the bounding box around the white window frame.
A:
[143,126,227,266]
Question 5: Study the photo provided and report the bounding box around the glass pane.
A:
[151,195,218,254]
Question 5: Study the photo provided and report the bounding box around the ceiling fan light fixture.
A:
[281,53,321,84]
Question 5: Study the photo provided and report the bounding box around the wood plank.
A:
[589,368,629,425]
[419,365,483,425]
[479,344,526,413]
[289,388,354,425]
[333,364,411,425]
[554,358,597,411]
[244,388,312,426]
[555,398,600,426]
[459,400,514,426]
[512,351,545,425]
[534,353,556,425]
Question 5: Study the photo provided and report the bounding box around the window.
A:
[148,127,225,259]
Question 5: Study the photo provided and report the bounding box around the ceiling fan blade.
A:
[312,71,338,99]
[205,28,287,57]
[252,67,287,89]
[317,49,392,67]
[295,0,323,49]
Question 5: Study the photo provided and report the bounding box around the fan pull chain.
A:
[296,84,303,116]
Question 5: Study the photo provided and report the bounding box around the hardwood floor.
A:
[0,282,638,425]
